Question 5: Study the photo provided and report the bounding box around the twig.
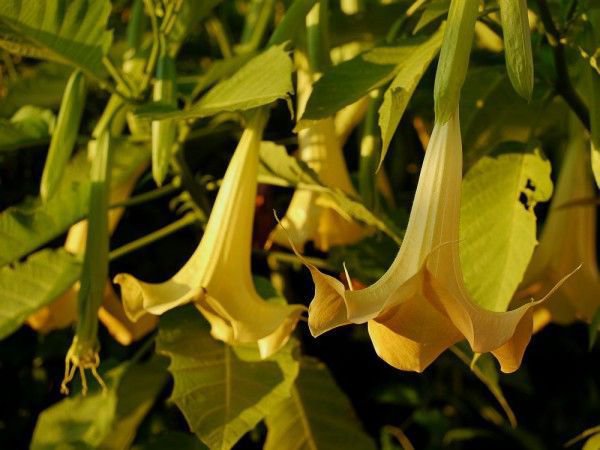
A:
[534,0,590,131]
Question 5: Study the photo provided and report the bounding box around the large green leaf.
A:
[0,105,55,152]
[0,62,70,117]
[300,45,412,121]
[156,306,300,450]
[156,45,294,120]
[0,138,149,267]
[460,142,553,312]
[264,358,377,450]
[0,248,80,340]
[31,357,168,450]
[378,25,444,165]
[0,0,113,76]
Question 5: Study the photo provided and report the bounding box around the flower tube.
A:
[115,110,305,358]
[519,130,600,325]
[295,109,573,373]
[268,66,366,251]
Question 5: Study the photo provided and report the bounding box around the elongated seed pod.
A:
[433,0,479,124]
[151,55,177,186]
[499,0,534,100]
[40,70,86,201]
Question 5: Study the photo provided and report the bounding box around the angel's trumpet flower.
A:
[519,131,600,325]
[295,109,572,373]
[114,111,305,358]
[27,166,157,345]
[268,67,366,252]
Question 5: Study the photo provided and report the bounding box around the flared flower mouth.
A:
[114,110,305,358]
[291,109,575,373]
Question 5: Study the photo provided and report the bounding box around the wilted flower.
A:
[115,111,305,358]
[519,131,600,325]
[268,67,366,252]
[294,109,572,373]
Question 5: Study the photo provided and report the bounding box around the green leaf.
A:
[264,358,377,450]
[378,25,444,165]
[31,357,168,450]
[0,139,149,267]
[301,45,411,121]
[157,45,294,120]
[156,306,300,450]
[0,248,80,340]
[0,0,113,76]
[0,62,70,117]
[259,141,402,243]
[0,105,55,152]
[460,142,553,312]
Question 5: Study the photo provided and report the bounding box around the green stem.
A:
[358,90,382,210]
[306,0,332,73]
[238,0,276,54]
[108,182,180,210]
[206,17,233,58]
[142,0,161,92]
[2,51,17,80]
[109,213,197,261]
[102,57,135,98]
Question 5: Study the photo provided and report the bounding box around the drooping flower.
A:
[519,129,600,326]
[114,110,305,358]
[267,64,367,252]
[294,109,573,373]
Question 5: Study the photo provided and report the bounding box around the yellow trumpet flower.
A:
[114,111,305,358]
[295,109,572,373]
[27,166,158,346]
[519,129,600,326]
[268,66,366,252]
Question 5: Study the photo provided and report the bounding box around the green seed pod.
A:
[433,0,479,124]
[499,0,534,101]
[40,70,86,201]
[127,0,146,53]
[151,54,177,186]
[62,130,111,396]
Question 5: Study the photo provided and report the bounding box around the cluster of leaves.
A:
[0,0,599,449]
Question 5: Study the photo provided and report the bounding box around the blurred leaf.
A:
[413,0,449,34]
[259,141,402,243]
[31,357,168,450]
[589,307,600,350]
[461,142,553,312]
[460,67,563,168]
[0,62,70,117]
[156,306,299,450]
[0,248,80,340]
[0,139,149,267]
[301,37,441,121]
[264,358,376,450]
[0,105,54,151]
[157,45,294,120]
[380,426,415,450]
[0,0,112,76]
[378,25,444,164]
[443,428,495,445]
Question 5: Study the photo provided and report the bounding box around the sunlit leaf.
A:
[0,248,80,340]
[156,306,300,450]
[0,0,113,76]
[461,142,553,312]
[31,357,168,450]
[0,105,54,152]
[264,358,376,450]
